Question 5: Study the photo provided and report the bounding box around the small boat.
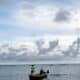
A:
[29,73,47,80]
[29,65,49,80]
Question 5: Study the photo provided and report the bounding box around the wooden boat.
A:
[29,73,47,80]
[29,65,49,80]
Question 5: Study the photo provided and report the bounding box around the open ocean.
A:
[0,64,80,80]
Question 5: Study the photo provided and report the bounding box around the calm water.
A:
[0,64,80,80]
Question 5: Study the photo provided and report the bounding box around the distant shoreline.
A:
[0,61,80,65]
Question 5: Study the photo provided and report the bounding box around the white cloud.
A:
[14,4,57,28]
[12,1,80,31]
[0,1,79,36]
[0,35,79,61]
[0,35,76,55]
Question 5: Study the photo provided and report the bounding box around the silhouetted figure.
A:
[31,65,35,74]
[31,69,34,74]
[47,70,49,74]
[40,69,45,74]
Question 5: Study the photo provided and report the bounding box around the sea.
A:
[0,63,80,80]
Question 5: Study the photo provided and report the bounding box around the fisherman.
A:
[40,69,45,74]
[31,65,35,74]
[47,70,49,74]
[31,69,34,74]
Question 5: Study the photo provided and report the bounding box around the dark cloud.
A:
[0,38,79,61]
[63,38,80,57]
[0,40,59,61]
[35,40,59,55]
[54,9,71,22]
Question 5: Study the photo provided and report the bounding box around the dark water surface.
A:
[0,64,80,80]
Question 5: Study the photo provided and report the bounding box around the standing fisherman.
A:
[31,65,35,74]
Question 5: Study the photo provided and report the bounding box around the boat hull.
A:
[29,74,47,80]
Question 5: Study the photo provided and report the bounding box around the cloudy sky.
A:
[0,0,80,42]
[0,0,80,62]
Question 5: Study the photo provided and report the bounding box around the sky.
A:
[0,0,80,42]
[0,0,80,61]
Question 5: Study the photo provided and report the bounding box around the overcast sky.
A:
[0,0,80,42]
[0,0,80,61]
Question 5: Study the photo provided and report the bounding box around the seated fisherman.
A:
[40,69,45,74]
